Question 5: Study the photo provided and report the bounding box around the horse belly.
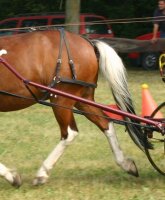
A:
[0,95,36,112]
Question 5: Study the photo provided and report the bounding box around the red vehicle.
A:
[0,13,114,39]
[128,32,160,70]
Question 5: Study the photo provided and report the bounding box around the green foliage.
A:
[0,0,64,19]
[81,0,156,37]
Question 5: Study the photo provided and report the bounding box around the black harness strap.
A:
[42,29,97,100]
[0,90,34,100]
[54,28,77,80]
[62,30,77,80]
[59,77,97,88]
[54,28,64,79]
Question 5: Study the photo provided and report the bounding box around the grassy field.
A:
[0,68,165,200]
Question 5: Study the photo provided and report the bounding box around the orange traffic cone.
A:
[141,84,163,118]
[103,104,124,120]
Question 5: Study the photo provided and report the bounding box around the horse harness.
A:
[41,28,97,100]
[0,28,97,101]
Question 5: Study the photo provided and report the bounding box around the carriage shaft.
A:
[0,57,163,132]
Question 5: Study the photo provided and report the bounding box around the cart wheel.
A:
[144,102,165,175]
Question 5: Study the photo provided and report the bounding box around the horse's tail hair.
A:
[93,40,152,150]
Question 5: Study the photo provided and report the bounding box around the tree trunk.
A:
[65,0,80,34]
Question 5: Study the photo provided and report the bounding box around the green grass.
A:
[0,68,165,200]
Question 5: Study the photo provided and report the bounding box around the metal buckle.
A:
[53,76,61,84]
[57,59,62,64]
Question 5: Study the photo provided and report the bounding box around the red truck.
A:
[128,32,160,70]
[0,13,114,39]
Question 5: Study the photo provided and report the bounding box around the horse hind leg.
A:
[0,163,22,187]
[33,102,78,186]
[105,122,138,177]
[75,102,139,177]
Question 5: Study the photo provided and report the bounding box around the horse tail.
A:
[93,40,152,150]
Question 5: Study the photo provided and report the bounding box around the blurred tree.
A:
[0,0,65,19]
[65,0,80,33]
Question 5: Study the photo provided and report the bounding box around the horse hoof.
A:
[11,171,22,188]
[122,158,139,177]
[33,176,48,186]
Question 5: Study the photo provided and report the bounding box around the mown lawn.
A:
[0,68,165,200]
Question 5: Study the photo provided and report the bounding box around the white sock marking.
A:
[0,163,14,183]
[105,122,124,164]
[36,126,78,178]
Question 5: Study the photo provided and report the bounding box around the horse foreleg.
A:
[75,102,139,177]
[0,163,22,187]
[33,106,78,186]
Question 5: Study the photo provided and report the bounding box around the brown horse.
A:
[0,29,147,187]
